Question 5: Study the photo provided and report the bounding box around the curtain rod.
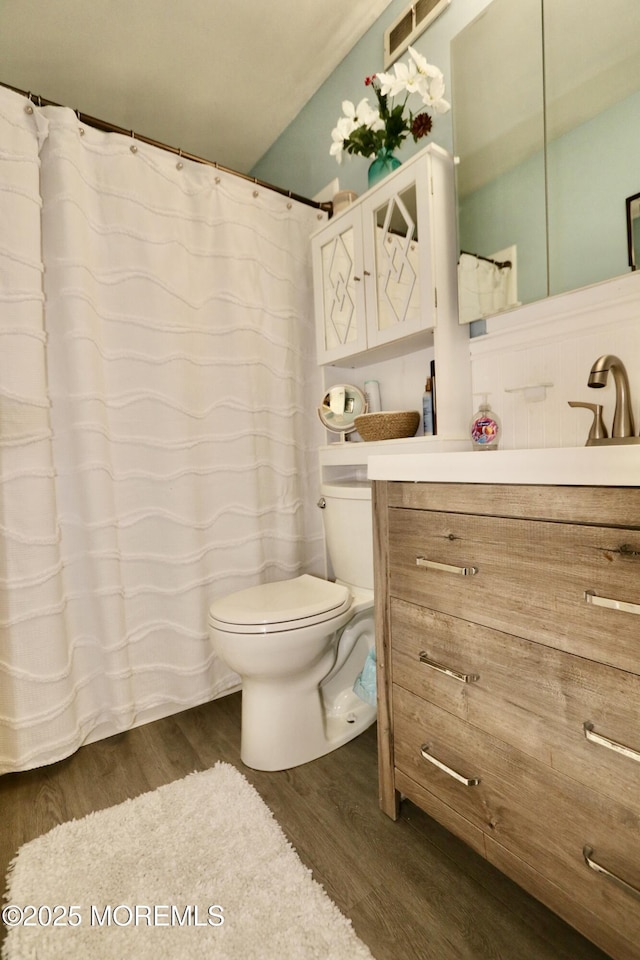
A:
[3,82,332,214]
[460,250,512,270]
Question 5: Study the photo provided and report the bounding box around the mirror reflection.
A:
[320,225,357,350]
[373,185,420,331]
[317,384,367,434]
[452,0,640,322]
[545,0,640,296]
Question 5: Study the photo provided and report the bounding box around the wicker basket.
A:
[354,410,421,442]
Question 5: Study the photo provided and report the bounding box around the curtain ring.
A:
[130,131,137,154]
[24,92,34,115]
[176,149,183,171]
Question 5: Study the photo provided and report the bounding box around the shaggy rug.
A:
[2,763,374,959]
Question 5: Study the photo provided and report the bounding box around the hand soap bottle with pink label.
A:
[470,394,500,451]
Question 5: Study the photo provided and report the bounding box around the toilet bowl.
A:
[208,480,377,771]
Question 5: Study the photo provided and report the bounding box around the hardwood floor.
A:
[0,692,611,959]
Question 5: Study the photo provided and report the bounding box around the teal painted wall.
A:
[250,0,492,200]
[251,0,639,303]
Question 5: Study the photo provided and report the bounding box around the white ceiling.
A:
[0,0,393,174]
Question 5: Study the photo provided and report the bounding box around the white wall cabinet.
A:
[312,207,368,362]
[313,144,453,364]
[361,160,434,351]
[312,144,472,442]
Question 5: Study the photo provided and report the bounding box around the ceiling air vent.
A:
[384,0,451,69]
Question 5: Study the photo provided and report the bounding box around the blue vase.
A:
[367,148,401,188]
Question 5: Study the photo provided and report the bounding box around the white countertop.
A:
[367,444,640,486]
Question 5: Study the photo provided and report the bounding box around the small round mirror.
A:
[317,384,367,435]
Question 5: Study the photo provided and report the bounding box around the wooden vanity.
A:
[372,477,640,960]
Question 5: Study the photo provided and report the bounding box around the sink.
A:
[367,444,640,486]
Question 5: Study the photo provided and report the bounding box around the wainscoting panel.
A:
[470,274,640,450]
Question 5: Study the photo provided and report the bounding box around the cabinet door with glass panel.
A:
[361,159,435,349]
[312,148,441,365]
[312,208,368,364]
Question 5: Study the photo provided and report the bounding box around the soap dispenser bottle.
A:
[470,394,500,451]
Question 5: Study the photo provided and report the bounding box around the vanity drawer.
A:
[386,481,640,527]
[388,508,640,674]
[391,598,640,813]
[393,685,640,941]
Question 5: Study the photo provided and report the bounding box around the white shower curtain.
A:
[457,252,512,323]
[0,86,325,774]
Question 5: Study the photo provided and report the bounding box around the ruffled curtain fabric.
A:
[0,86,324,774]
[457,252,513,323]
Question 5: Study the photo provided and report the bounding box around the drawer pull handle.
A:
[583,722,640,764]
[416,557,478,576]
[420,744,480,786]
[584,590,640,616]
[583,846,640,900]
[419,651,479,684]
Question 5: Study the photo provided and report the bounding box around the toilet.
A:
[208,480,376,771]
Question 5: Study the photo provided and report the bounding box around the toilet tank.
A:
[320,480,373,590]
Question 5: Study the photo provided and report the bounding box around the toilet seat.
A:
[208,574,352,635]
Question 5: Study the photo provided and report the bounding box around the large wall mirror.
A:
[452,0,640,322]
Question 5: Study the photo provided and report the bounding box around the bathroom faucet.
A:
[587,354,636,438]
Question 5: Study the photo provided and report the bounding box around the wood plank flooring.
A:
[0,692,611,959]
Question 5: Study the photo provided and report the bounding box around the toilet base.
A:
[324,697,377,753]
[239,679,376,771]
[209,599,377,771]
[237,608,376,771]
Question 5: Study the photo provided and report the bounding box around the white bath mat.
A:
[2,762,374,959]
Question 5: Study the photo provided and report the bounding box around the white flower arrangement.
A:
[330,46,450,165]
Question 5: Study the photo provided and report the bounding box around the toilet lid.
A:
[208,574,352,633]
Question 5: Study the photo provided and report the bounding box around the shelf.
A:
[319,435,469,467]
